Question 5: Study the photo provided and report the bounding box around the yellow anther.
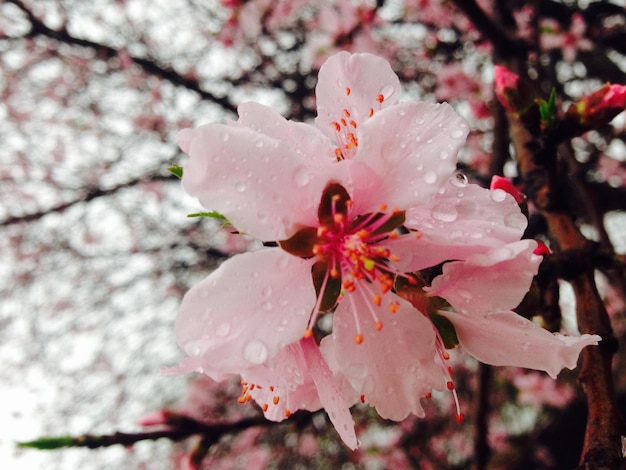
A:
[354,334,364,344]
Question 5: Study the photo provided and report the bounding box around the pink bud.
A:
[574,84,626,126]
[490,175,523,204]
[533,240,550,256]
[494,66,521,112]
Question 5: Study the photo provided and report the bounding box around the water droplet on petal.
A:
[451,129,465,139]
[215,323,231,337]
[457,289,472,302]
[415,117,425,125]
[504,211,528,230]
[439,150,450,160]
[451,173,468,187]
[423,171,437,184]
[243,340,268,364]
[345,363,368,380]
[293,166,310,187]
[490,189,507,202]
[277,255,289,269]
[235,181,247,193]
[255,140,264,148]
[262,301,272,311]
[221,133,229,142]
[431,203,458,222]
[261,286,272,298]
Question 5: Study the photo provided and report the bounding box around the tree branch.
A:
[1,173,174,226]
[507,104,623,469]
[5,0,237,115]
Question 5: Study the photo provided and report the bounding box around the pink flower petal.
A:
[389,182,529,272]
[438,310,601,378]
[243,341,322,420]
[429,240,541,314]
[322,294,444,421]
[315,51,401,140]
[301,338,358,449]
[180,124,327,241]
[356,102,469,209]
[244,338,358,449]
[174,249,316,381]
[235,102,337,169]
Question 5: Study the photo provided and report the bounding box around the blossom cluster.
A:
[168,52,600,447]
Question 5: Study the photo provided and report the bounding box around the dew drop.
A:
[451,173,468,187]
[277,255,289,269]
[235,181,247,193]
[255,140,264,148]
[451,129,465,139]
[215,322,231,337]
[439,150,450,160]
[295,307,307,317]
[430,202,458,222]
[345,363,368,380]
[221,132,230,142]
[415,117,425,125]
[262,301,273,311]
[490,188,507,202]
[423,171,437,184]
[293,166,310,187]
[243,340,268,364]
[261,286,272,298]
[521,341,530,351]
[457,289,472,302]
[504,211,528,230]
[251,271,259,278]
[490,246,515,262]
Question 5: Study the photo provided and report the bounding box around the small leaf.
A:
[279,227,318,258]
[187,211,227,220]
[18,436,74,450]
[167,164,184,179]
[538,88,557,130]
[429,310,459,349]
[312,261,342,312]
[318,182,351,227]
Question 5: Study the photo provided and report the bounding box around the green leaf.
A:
[187,211,227,220]
[538,88,557,129]
[312,261,342,312]
[167,164,184,179]
[429,310,459,349]
[18,436,75,450]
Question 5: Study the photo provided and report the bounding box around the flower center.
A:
[280,182,413,344]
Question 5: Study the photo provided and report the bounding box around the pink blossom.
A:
[540,14,592,62]
[494,65,521,113]
[170,52,600,447]
[572,84,626,127]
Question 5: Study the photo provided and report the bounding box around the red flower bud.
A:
[490,175,523,204]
